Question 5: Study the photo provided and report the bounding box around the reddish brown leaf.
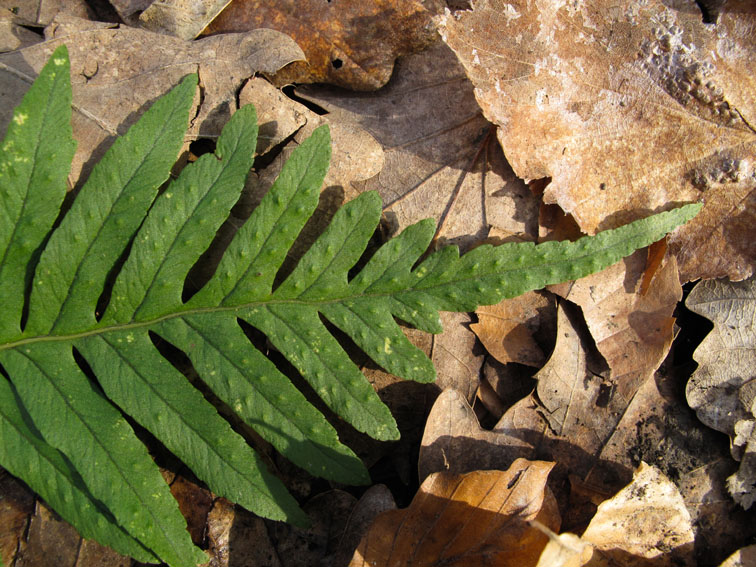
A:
[548,251,681,395]
[205,0,440,90]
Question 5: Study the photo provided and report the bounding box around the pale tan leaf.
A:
[535,530,594,567]
[685,275,756,508]
[719,544,756,567]
[438,0,756,281]
[472,290,553,368]
[349,460,559,567]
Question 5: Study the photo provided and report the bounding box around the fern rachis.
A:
[0,46,701,565]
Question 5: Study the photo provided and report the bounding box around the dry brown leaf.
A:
[0,11,44,52]
[108,0,152,25]
[473,290,553,367]
[350,460,559,567]
[685,275,756,508]
[492,300,736,545]
[297,41,539,250]
[140,0,234,40]
[438,0,756,281]
[549,251,681,395]
[535,464,695,567]
[0,0,92,26]
[0,19,304,185]
[204,0,440,90]
[418,388,533,483]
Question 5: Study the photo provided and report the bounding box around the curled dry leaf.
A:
[493,300,732,540]
[537,464,695,567]
[0,18,304,184]
[685,275,756,508]
[548,250,682,395]
[204,0,440,90]
[297,41,539,249]
[472,290,553,368]
[349,459,559,567]
[438,0,756,281]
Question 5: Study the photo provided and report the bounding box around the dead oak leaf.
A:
[349,460,560,567]
[437,0,756,281]
[685,275,756,508]
[0,17,304,185]
[204,0,440,91]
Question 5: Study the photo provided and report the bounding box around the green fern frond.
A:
[0,46,700,565]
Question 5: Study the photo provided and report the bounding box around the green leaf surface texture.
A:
[0,47,702,565]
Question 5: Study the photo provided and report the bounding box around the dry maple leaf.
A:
[437,0,756,281]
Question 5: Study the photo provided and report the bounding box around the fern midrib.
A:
[3,224,655,351]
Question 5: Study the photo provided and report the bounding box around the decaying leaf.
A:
[204,0,440,90]
[685,275,756,508]
[473,290,552,368]
[297,41,539,249]
[0,18,304,184]
[579,463,695,566]
[438,0,755,281]
[350,460,559,567]
[536,463,695,567]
